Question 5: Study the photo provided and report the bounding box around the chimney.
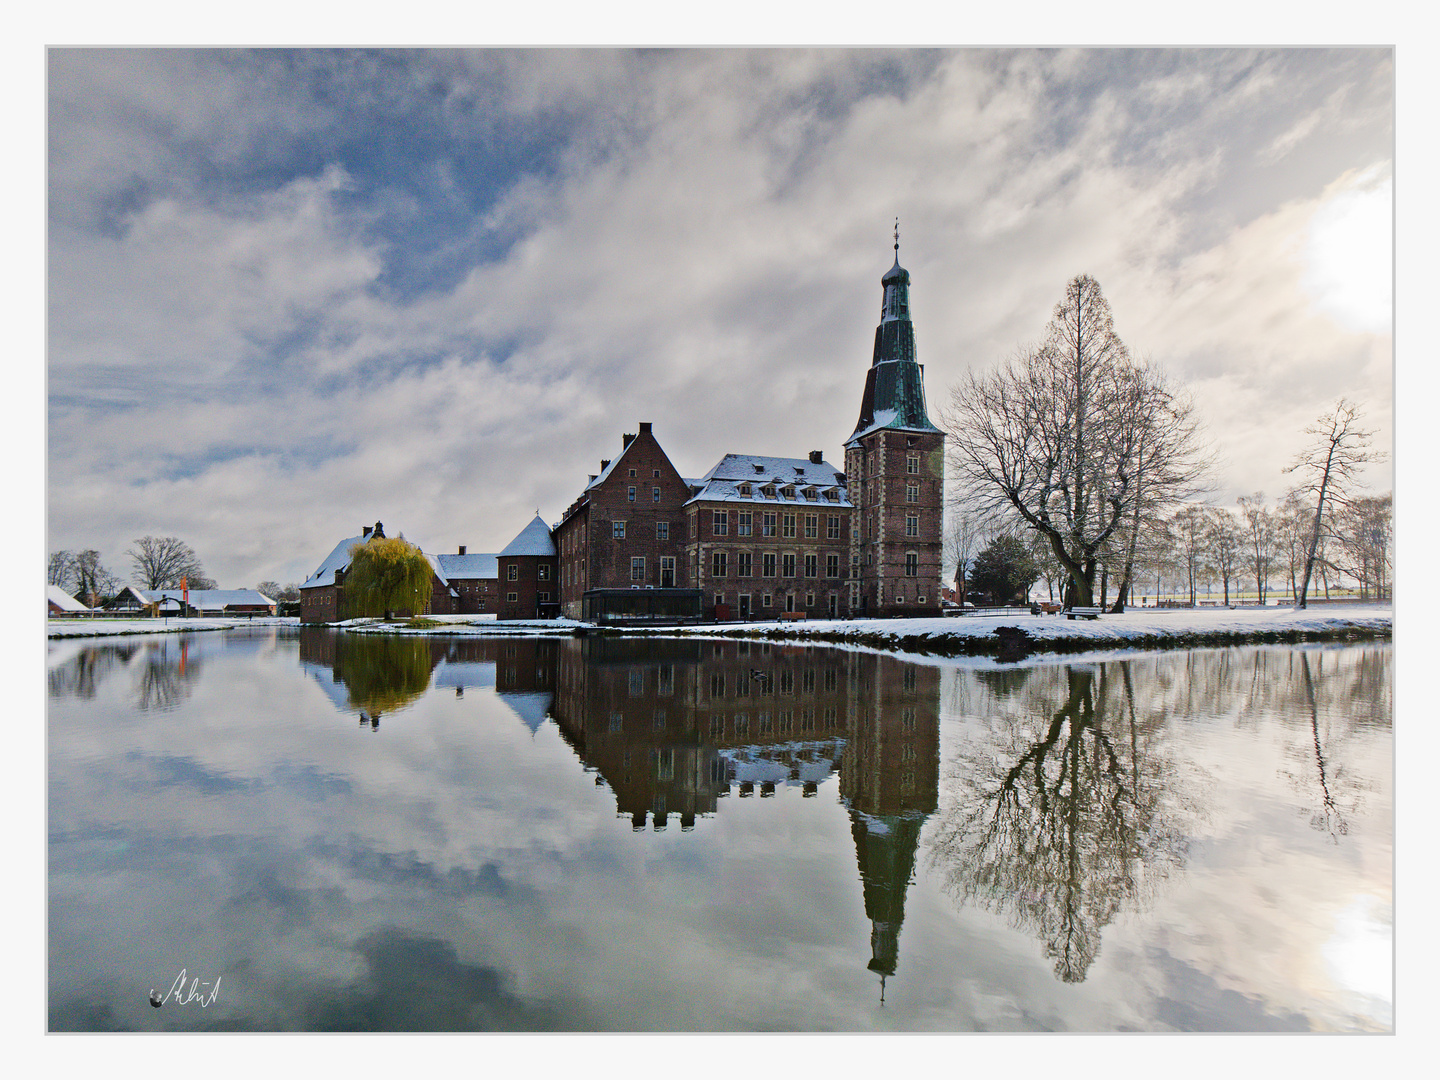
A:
[374,522,385,538]
[458,545,467,556]
[600,459,610,471]
[809,450,823,464]
[639,422,652,434]
[622,433,635,448]
[362,526,372,538]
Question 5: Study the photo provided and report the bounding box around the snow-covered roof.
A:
[302,534,366,589]
[499,514,556,558]
[47,585,90,612]
[434,552,498,580]
[496,690,554,733]
[684,453,851,508]
[147,589,275,609]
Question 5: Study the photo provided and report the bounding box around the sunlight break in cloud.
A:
[1302,168,1393,335]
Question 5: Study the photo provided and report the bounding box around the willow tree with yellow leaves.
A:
[342,536,433,619]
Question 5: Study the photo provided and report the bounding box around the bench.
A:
[1066,606,1103,620]
[779,611,807,621]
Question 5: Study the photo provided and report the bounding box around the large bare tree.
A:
[1283,399,1387,609]
[945,275,1209,608]
[128,536,208,590]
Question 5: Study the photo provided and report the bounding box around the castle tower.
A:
[845,227,945,618]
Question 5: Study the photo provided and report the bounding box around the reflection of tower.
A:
[840,654,940,996]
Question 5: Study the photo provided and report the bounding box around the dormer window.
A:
[803,487,817,501]
[753,464,764,474]
[782,486,795,500]
[763,485,775,498]
[738,483,751,497]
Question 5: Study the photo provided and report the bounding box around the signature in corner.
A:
[149,969,222,1008]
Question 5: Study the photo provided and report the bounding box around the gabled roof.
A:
[47,585,90,612]
[684,454,851,508]
[499,514,556,558]
[434,552,498,580]
[302,534,367,589]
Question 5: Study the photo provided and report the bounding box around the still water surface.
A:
[48,629,1392,1031]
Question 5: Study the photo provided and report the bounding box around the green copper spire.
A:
[848,225,939,445]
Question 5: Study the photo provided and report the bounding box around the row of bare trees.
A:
[48,536,217,606]
[943,274,1389,609]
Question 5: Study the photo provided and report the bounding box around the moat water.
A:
[47,628,1393,1031]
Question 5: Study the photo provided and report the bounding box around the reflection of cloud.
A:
[1148,947,1313,1032]
[301,928,575,1031]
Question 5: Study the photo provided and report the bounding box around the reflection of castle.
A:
[295,627,941,989]
[549,637,939,986]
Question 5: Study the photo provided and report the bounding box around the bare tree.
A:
[946,276,1209,609]
[72,550,122,607]
[1108,366,1212,612]
[1236,493,1277,605]
[943,511,989,606]
[1283,399,1386,609]
[128,536,208,590]
[48,550,77,591]
[1169,504,1209,607]
[1330,493,1392,601]
[1203,507,1243,607]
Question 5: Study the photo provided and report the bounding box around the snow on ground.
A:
[660,604,1394,649]
[46,616,299,638]
[48,606,1390,655]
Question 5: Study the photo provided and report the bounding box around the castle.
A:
[301,237,944,623]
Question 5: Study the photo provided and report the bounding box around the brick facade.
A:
[555,422,691,619]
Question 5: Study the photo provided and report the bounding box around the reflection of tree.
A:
[136,640,200,711]
[47,643,142,700]
[334,635,437,723]
[929,663,1187,983]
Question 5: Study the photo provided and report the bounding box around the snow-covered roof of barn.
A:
[47,585,90,611]
[499,514,556,557]
[684,454,851,507]
[302,535,367,589]
[147,589,275,608]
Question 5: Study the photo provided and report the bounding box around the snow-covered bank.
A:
[654,604,1393,653]
[47,616,299,638]
[48,606,1391,657]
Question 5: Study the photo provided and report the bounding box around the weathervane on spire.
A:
[893,217,899,255]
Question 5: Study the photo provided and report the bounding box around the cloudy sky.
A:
[46,48,1395,589]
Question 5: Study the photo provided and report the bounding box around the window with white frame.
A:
[907,454,919,474]
[712,551,727,576]
[738,552,752,577]
[655,522,668,540]
[631,557,645,581]
[713,510,728,536]
[613,521,626,539]
[737,510,752,536]
[906,483,919,503]
[906,514,919,537]
[782,514,796,538]
[804,514,817,538]
[828,515,841,539]
[763,512,777,537]
[507,564,518,581]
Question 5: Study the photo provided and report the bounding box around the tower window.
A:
[907,454,919,474]
[906,514,919,537]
